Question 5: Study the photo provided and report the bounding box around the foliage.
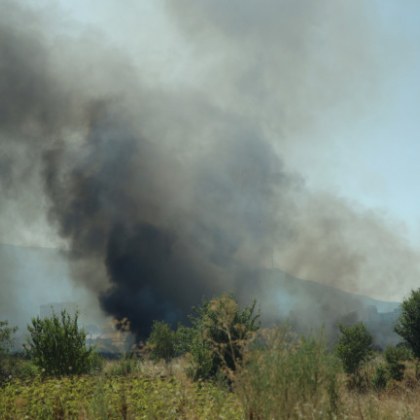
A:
[0,321,17,356]
[235,327,341,419]
[384,346,406,381]
[336,322,373,377]
[395,289,420,361]
[0,375,242,419]
[146,321,177,362]
[372,364,388,391]
[25,310,95,376]
[188,295,260,380]
[0,321,17,384]
[173,324,195,356]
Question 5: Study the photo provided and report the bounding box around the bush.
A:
[336,322,373,377]
[188,295,259,380]
[146,321,177,362]
[384,346,406,381]
[395,289,420,377]
[25,310,95,376]
[372,364,388,391]
[0,320,17,384]
[235,327,341,419]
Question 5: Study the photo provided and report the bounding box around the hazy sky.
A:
[12,0,420,246]
[3,0,420,320]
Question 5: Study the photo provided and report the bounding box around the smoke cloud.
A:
[1,0,419,336]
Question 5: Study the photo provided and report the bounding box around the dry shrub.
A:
[234,327,341,419]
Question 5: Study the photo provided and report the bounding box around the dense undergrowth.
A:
[1,334,420,419]
[0,374,241,419]
[2,293,420,419]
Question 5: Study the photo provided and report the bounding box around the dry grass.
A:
[3,331,420,419]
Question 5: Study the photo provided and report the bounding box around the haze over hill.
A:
[0,244,400,347]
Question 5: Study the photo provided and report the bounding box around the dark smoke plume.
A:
[2,1,420,338]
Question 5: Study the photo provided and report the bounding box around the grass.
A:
[3,328,420,419]
[0,373,242,419]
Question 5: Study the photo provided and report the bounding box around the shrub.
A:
[384,346,406,381]
[372,364,388,391]
[188,295,259,380]
[0,320,17,384]
[146,321,177,362]
[336,323,373,376]
[395,289,420,377]
[25,310,95,376]
[174,324,195,356]
[235,327,341,419]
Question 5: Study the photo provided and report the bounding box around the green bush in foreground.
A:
[25,310,95,376]
[188,295,260,380]
[336,322,373,376]
[384,346,406,381]
[235,328,341,419]
[372,364,388,391]
[146,321,177,362]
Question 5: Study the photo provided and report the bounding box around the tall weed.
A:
[235,327,341,419]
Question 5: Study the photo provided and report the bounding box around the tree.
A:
[395,289,420,356]
[146,321,176,362]
[394,289,420,377]
[188,294,260,380]
[0,320,17,383]
[0,320,16,356]
[25,310,95,376]
[336,322,373,377]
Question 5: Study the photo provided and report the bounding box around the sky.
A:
[52,0,420,241]
[3,0,420,327]
[12,0,420,245]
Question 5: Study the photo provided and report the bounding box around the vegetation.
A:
[187,294,259,380]
[25,310,95,376]
[395,289,420,377]
[235,328,341,419]
[146,321,177,362]
[0,321,17,384]
[384,345,407,381]
[5,294,420,418]
[372,364,388,391]
[0,375,241,419]
[336,322,373,388]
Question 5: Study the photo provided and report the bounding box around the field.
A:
[2,347,420,419]
[2,296,420,419]
[0,362,242,419]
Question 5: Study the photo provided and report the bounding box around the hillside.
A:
[1,244,401,347]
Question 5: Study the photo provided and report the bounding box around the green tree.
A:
[395,289,420,377]
[0,321,17,383]
[146,321,176,362]
[336,322,373,383]
[188,294,260,380]
[25,310,95,376]
[0,320,16,356]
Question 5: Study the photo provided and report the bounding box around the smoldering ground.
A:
[1,0,420,337]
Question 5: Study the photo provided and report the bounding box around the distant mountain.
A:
[1,243,401,347]
[244,268,401,347]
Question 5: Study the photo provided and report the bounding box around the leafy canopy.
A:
[0,321,17,356]
[189,294,260,380]
[336,322,373,375]
[395,289,420,359]
[25,310,95,376]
